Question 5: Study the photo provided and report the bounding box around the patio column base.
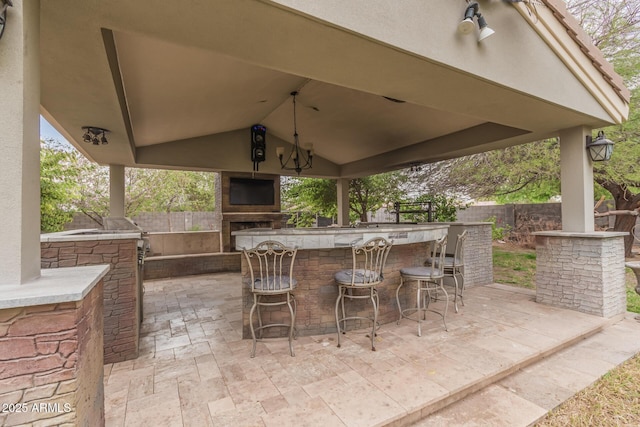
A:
[0,266,107,427]
[534,231,627,318]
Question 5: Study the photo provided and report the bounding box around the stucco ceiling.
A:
[39,0,626,178]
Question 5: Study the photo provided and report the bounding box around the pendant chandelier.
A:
[276,91,313,175]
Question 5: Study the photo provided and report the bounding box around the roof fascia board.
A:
[512,1,628,124]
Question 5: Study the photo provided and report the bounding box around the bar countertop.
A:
[232,223,449,250]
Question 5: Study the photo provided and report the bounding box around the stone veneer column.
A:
[534,231,627,318]
[41,236,141,363]
[0,265,108,427]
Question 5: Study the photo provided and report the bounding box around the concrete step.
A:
[408,313,640,427]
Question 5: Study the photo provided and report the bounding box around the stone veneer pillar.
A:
[0,265,108,427]
[41,234,141,363]
[534,231,627,318]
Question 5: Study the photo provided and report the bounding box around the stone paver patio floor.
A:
[103,272,633,427]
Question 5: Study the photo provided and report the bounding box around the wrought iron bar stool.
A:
[396,235,448,336]
[334,237,393,351]
[242,240,298,358]
[442,230,468,313]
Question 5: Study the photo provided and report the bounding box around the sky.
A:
[40,116,72,147]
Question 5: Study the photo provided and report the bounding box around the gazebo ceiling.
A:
[39,0,628,178]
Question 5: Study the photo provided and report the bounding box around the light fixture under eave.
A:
[81,127,110,145]
[458,1,495,42]
[277,91,313,175]
[586,130,615,162]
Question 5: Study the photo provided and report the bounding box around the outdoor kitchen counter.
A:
[233,224,449,338]
[232,223,449,250]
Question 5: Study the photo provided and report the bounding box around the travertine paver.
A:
[104,273,629,427]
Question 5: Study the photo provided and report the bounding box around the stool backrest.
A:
[242,240,297,292]
[347,237,393,286]
[424,235,448,276]
[452,230,468,267]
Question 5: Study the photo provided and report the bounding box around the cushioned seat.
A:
[334,269,380,285]
[253,276,297,291]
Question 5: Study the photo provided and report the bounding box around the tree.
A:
[40,139,80,232]
[282,172,408,225]
[40,139,218,230]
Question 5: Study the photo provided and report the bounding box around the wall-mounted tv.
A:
[229,178,275,205]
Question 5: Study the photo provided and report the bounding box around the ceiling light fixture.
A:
[276,91,313,175]
[458,1,495,42]
[81,126,110,145]
[586,130,614,162]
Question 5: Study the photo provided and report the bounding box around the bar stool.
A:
[334,237,393,351]
[242,240,298,358]
[396,235,448,336]
[443,230,468,313]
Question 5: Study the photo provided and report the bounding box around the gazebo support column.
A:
[0,0,41,286]
[109,164,126,217]
[336,178,350,226]
[0,4,107,425]
[534,127,626,318]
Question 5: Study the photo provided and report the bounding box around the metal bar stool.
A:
[334,237,393,351]
[443,230,468,313]
[242,240,298,358]
[396,235,448,336]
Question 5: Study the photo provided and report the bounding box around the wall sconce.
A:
[586,130,614,162]
[82,127,110,145]
[277,91,313,175]
[458,1,495,42]
[0,0,13,41]
[250,124,267,172]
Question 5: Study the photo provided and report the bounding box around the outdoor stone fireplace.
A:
[217,172,283,252]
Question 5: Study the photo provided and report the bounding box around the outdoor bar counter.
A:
[233,224,449,337]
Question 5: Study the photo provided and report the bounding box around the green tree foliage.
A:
[40,140,79,232]
[40,139,216,231]
[350,173,408,222]
[282,172,408,226]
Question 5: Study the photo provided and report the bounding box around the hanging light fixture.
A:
[586,130,615,162]
[276,91,313,175]
[81,126,110,145]
[458,1,495,42]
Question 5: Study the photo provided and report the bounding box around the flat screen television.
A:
[229,178,275,205]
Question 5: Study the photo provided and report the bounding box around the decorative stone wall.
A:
[535,232,627,318]
[41,239,140,363]
[0,282,104,427]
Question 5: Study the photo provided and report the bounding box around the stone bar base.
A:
[443,223,493,288]
[41,231,141,364]
[0,267,106,426]
[534,231,627,317]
